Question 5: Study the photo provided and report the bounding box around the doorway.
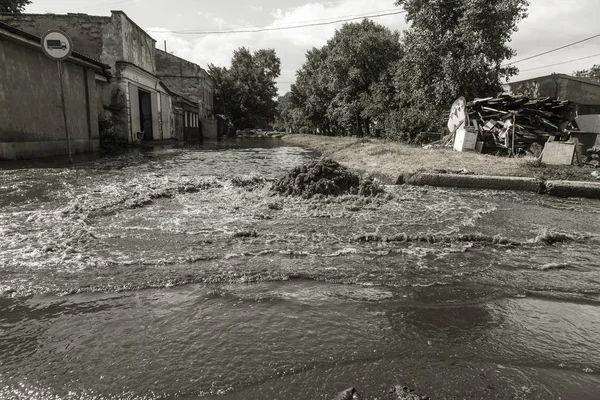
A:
[138,90,153,141]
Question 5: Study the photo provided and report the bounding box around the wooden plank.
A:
[572,137,583,167]
[541,140,575,165]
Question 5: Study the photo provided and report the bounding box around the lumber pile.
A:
[436,95,578,156]
[466,95,577,155]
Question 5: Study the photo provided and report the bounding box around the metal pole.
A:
[57,60,73,164]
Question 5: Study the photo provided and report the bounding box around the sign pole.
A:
[57,60,73,164]
[41,29,74,164]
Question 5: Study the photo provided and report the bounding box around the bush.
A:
[99,114,128,151]
[272,158,385,199]
[382,107,442,142]
[299,126,310,134]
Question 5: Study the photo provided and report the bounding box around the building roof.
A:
[0,20,111,72]
[506,73,600,89]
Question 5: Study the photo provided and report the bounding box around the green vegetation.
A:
[98,115,128,151]
[573,65,600,82]
[276,0,530,141]
[0,0,31,13]
[209,48,281,131]
[271,158,385,198]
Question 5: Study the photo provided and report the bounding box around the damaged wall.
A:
[155,49,217,139]
[0,37,103,160]
[155,49,214,117]
[0,13,108,59]
[0,11,155,73]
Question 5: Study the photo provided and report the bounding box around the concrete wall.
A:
[113,12,156,74]
[0,38,101,159]
[0,12,157,74]
[160,92,171,139]
[155,49,213,117]
[118,63,170,142]
[202,118,218,140]
[506,75,600,115]
[0,13,108,60]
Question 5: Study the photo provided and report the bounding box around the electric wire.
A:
[504,33,600,66]
[147,9,407,35]
[518,52,600,72]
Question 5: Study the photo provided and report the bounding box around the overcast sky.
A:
[27,0,600,95]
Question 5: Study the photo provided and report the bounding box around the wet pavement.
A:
[1,138,599,399]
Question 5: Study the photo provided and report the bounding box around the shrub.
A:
[299,126,310,134]
[99,114,128,151]
[272,158,385,199]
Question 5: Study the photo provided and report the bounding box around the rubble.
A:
[441,94,579,157]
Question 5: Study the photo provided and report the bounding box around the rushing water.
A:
[1,138,599,399]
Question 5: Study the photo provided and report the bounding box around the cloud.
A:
[508,0,600,81]
[147,0,408,95]
[148,0,600,92]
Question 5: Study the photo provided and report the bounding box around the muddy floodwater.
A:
[1,138,599,399]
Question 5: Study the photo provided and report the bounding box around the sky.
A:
[26,0,600,95]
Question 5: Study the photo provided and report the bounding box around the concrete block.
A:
[546,180,600,199]
[406,173,544,193]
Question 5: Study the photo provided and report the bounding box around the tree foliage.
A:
[285,1,529,140]
[284,20,403,136]
[0,0,31,13]
[395,0,528,106]
[208,47,281,130]
[573,65,600,82]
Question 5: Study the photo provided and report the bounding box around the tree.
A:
[393,0,529,136]
[0,0,31,13]
[291,20,403,136]
[573,65,600,82]
[208,47,281,130]
[324,19,403,136]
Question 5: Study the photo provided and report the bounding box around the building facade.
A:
[504,74,600,115]
[155,49,217,139]
[0,22,109,160]
[0,11,173,144]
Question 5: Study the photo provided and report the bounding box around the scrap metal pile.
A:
[445,95,578,156]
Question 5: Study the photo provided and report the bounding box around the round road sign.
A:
[40,30,73,61]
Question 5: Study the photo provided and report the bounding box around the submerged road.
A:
[1,138,599,399]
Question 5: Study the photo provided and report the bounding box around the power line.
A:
[213,8,401,31]
[504,33,600,66]
[148,9,407,35]
[518,53,600,72]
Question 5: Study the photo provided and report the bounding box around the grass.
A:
[280,134,598,183]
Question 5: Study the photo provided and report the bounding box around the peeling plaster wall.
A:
[113,12,156,74]
[0,38,101,160]
[0,13,109,61]
[155,49,213,117]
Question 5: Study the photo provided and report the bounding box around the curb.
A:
[545,180,600,199]
[404,172,600,199]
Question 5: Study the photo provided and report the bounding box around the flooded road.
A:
[1,138,599,399]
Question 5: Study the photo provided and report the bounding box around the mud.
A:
[271,158,385,198]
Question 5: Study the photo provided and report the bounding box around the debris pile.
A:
[443,95,578,156]
[272,158,384,198]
